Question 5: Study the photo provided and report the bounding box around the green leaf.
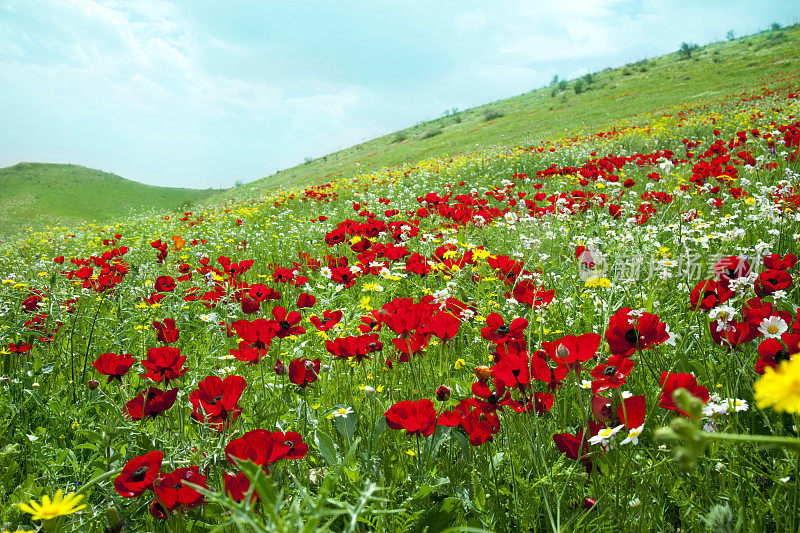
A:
[412,497,461,533]
[315,429,339,466]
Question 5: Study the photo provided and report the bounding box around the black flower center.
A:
[775,350,791,363]
[280,320,291,330]
[488,393,499,404]
[725,268,736,278]
[341,273,349,280]
[624,328,639,344]
[132,466,149,482]
[369,321,377,328]
[284,440,296,450]
[703,290,717,300]
[211,395,223,404]
[496,325,511,336]
[603,365,617,376]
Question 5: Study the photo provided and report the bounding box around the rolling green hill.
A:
[0,163,220,238]
[234,23,800,195]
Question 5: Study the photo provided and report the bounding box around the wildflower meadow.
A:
[3,53,800,533]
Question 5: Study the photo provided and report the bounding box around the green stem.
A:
[700,431,800,450]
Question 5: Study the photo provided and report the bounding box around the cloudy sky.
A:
[0,1,796,188]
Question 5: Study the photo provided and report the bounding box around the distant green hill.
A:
[0,163,220,238]
[233,24,800,195]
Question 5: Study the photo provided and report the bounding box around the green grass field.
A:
[232,24,800,194]
[0,163,221,239]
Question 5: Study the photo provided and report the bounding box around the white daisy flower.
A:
[588,425,624,446]
[620,425,644,445]
[758,316,787,339]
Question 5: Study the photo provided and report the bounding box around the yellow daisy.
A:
[17,490,86,521]
[754,356,800,414]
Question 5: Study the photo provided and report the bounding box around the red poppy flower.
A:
[152,318,179,344]
[270,306,306,338]
[125,387,179,420]
[310,310,343,332]
[358,310,383,333]
[223,472,257,503]
[331,266,359,286]
[713,256,750,290]
[422,311,461,340]
[605,307,669,356]
[755,333,800,374]
[709,319,759,346]
[114,450,163,498]
[590,355,635,393]
[380,297,434,336]
[154,275,176,293]
[248,284,281,302]
[755,269,792,297]
[225,429,307,469]
[689,280,733,311]
[241,296,260,315]
[480,312,528,345]
[507,280,554,309]
[232,318,277,353]
[8,341,33,354]
[459,408,501,446]
[658,372,709,417]
[552,423,602,474]
[190,375,247,431]
[469,379,511,414]
[92,352,136,383]
[531,350,569,390]
[326,335,375,362]
[296,292,316,309]
[617,395,646,429]
[542,332,601,373]
[490,349,531,391]
[141,346,186,384]
[763,253,797,271]
[289,357,320,388]
[385,399,437,437]
[152,466,207,511]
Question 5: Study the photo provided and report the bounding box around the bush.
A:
[422,128,442,139]
[392,132,408,143]
[771,22,781,31]
[482,108,503,122]
[574,78,585,94]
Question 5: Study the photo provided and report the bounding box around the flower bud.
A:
[672,388,704,420]
[87,379,100,390]
[556,344,570,359]
[304,360,315,369]
[106,505,123,533]
[320,364,330,373]
[274,359,287,376]
[436,385,451,401]
[364,385,376,397]
[474,365,491,381]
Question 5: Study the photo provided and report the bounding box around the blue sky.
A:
[0,1,797,189]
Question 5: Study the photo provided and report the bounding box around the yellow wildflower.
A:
[17,490,86,521]
[754,356,800,413]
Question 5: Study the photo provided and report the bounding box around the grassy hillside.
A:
[0,163,220,238]
[236,24,800,194]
